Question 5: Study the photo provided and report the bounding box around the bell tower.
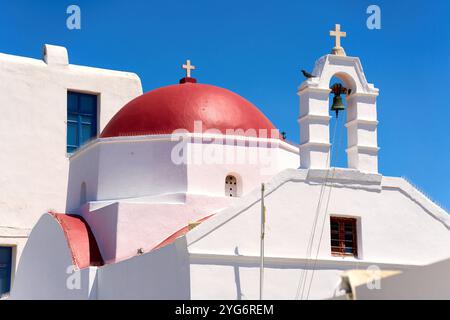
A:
[298,24,380,173]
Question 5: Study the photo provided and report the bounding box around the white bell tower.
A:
[297,24,380,174]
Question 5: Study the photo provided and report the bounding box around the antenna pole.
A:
[259,183,266,300]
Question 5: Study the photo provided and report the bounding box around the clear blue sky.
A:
[1,0,449,211]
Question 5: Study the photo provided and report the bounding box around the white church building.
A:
[3,25,450,299]
[0,44,142,297]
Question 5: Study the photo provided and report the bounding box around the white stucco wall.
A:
[298,54,379,173]
[66,142,101,212]
[10,169,450,299]
[186,168,450,299]
[65,134,299,263]
[0,45,142,276]
[187,137,299,196]
[10,214,97,299]
[97,238,190,299]
[67,136,188,211]
[80,196,232,264]
[7,46,449,300]
[67,134,299,212]
[352,258,450,299]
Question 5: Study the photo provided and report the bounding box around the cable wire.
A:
[294,115,340,300]
[305,114,346,300]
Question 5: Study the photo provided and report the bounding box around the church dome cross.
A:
[180,59,197,83]
[330,24,347,56]
[182,59,196,78]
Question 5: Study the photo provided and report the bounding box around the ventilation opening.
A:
[225,175,238,197]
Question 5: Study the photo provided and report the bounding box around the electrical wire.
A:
[305,114,346,300]
[294,114,340,300]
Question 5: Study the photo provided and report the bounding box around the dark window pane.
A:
[344,242,354,248]
[67,145,77,153]
[67,114,78,122]
[67,92,78,113]
[67,123,77,146]
[81,115,93,125]
[344,224,354,231]
[81,124,93,145]
[344,247,354,253]
[0,247,12,295]
[80,94,97,114]
[67,91,98,153]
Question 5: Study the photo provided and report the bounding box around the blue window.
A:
[67,91,98,153]
[0,246,12,296]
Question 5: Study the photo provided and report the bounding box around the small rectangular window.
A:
[0,246,12,296]
[67,91,98,154]
[330,217,357,257]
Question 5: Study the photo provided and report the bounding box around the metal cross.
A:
[182,59,196,78]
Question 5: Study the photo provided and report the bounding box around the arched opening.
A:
[328,73,355,169]
[80,182,87,206]
[225,175,238,197]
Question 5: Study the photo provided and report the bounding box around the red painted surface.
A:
[50,213,103,269]
[152,214,214,251]
[100,82,281,139]
[179,77,197,84]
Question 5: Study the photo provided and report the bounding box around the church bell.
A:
[330,83,347,117]
[331,95,345,113]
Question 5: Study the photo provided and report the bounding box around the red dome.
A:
[100,81,280,139]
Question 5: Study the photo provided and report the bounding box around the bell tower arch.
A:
[297,29,379,173]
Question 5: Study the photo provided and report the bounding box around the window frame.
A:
[0,246,13,296]
[330,216,358,258]
[67,91,99,154]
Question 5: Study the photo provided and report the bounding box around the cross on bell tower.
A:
[297,23,380,173]
[330,24,347,56]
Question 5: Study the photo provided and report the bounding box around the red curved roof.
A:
[50,213,103,269]
[152,214,214,251]
[100,82,280,139]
